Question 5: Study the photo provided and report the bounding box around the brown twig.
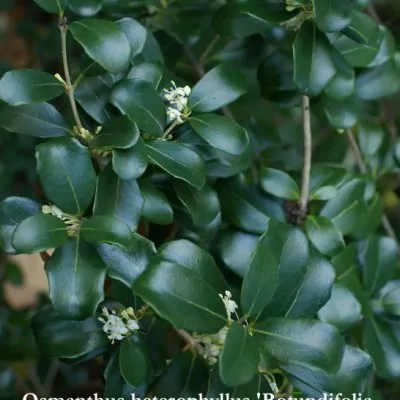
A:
[59,17,83,130]
[175,329,204,354]
[299,95,312,216]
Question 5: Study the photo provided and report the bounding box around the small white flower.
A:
[219,290,238,320]
[164,81,191,125]
[98,307,140,344]
[167,107,183,124]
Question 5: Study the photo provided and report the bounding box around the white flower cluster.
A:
[42,204,81,236]
[164,81,191,124]
[193,291,238,365]
[98,307,140,344]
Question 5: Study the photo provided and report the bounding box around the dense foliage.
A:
[2,0,400,398]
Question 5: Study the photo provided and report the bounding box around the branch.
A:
[347,129,400,254]
[175,329,204,354]
[59,17,83,131]
[299,95,312,216]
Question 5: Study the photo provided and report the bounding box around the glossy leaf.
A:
[70,19,131,74]
[219,323,259,387]
[94,164,143,231]
[12,214,68,254]
[90,116,140,150]
[189,114,249,156]
[283,345,373,397]
[97,233,156,287]
[45,238,107,318]
[80,215,132,246]
[0,197,41,254]
[173,180,220,228]
[68,0,103,17]
[188,64,248,112]
[381,287,400,317]
[139,183,173,225]
[145,140,205,189]
[36,137,97,215]
[314,0,351,32]
[134,247,227,333]
[305,215,345,257]
[358,235,397,296]
[253,318,345,373]
[127,62,163,88]
[0,70,64,106]
[260,167,300,200]
[241,230,279,317]
[33,0,68,14]
[113,138,148,181]
[119,335,149,388]
[116,18,147,60]
[110,79,166,137]
[318,284,362,332]
[32,308,108,359]
[293,22,336,96]
[320,179,366,235]
[0,103,70,138]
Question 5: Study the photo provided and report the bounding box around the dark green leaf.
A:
[158,239,227,294]
[368,26,396,68]
[32,307,108,359]
[134,243,227,333]
[33,0,68,14]
[355,60,400,100]
[36,137,97,215]
[113,137,148,181]
[284,254,335,319]
[322,95,360,129]
[318,284,361,332]
[293,22,336,96]
[12,214,68,254]
[381,287,400,317]
[320,179,366,235]
[119,335,149,388]
[45,238,106,318]
[90,115,140,150]
[207,368,260,400]
[116,18,147,60]
[217,179,270,234]
[359,235,397,295]
[173,180,220,228]
[127,62,163,88]
[219,323,259,387]
[70,19,131,74]
[188,64,248,112]
[97,233,156,287]
[305,215,345,257]
[154,352,209,398]
[241,230,279,317]
[258,220,310,318]
[94,164,143,231]
[358,121,384,159]
[80,215,131,246]
[253,318,345,373]
[314,0,351,32]
[363,316,400,379]
[110,79,166,137]
[0,70,64,106]
[217,230,259,278]
[139,183,173,225]
[74,74,117,124]
[0,197,41,254]
[283,345,373,397]
[340,10,381,45]
[0,103,70,137]
[145,140,205,189]
[189,114,249,156]
[260,167,300,200]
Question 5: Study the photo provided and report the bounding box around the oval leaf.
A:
[260,167,300,200]
[0,70,64,106]
[36,137,97,215]
[12,214,68,254]
[70,19,131,74]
